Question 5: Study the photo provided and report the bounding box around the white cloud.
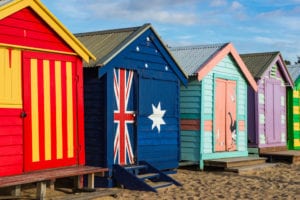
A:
[210,0,227,7]
[231,1,244,10]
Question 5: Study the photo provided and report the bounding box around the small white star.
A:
[148,102,166,133]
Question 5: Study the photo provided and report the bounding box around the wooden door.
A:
[113,68,136,165]
[23,51,78,171]
[265,79,281,144]
[215,78,237,152]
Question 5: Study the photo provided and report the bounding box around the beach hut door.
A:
[113,68,137,165]
[215,78,237,152]
[22,51,78,172]
[265,79,281,144]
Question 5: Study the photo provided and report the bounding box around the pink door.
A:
[215,78,237,152]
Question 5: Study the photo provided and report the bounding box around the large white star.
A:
[148,102,166,133]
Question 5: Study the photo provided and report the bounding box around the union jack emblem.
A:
[113,68,135,165]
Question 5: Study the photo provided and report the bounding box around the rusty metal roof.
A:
[287,64,300,82]
[75,24,151,67]
[170,43,227,76]
[240,52,279,79]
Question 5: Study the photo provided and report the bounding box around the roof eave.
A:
[0,0,95,62]
[197,42,258,91]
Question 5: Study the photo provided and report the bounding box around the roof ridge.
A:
[241,51,280,57]
[75,24,150,37]
[170,43,228,50]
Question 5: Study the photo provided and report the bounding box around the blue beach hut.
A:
[76,24,187,191]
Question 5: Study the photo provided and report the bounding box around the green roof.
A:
[240,52,279,79]
[75,24,150,67]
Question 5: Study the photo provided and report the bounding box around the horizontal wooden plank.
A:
[0,155,22,167]
[0,166,108,188]
[0,126,22,136]
[181,119,200,131]
[0,135,22,146]
[0,145,22,156]
[0,116,22,126]
[0,108,22,116]
[0,165,22,177]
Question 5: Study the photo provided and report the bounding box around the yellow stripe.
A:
[293,90,299,98]
[55,61,63,159]
[294,122,300,131]
[43,60,51,161]
[294,139,300,147]
[294,106,300,114]
[31,59,39,162]
[0,48,22,108]
[66,62,74,158]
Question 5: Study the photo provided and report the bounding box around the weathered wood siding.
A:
[202,55,248,155]
[84,69,107,168]
[180,77,201,161]
[252,63,286,148]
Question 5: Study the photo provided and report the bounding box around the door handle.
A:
[20,111,27,118]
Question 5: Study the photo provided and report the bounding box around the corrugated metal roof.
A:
[287,64,300,82]
[240,52,279,79]
[0,0,12,6]
[75,24,150,67]
[169,43,227,76]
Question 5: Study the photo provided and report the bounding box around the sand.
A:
[1,163,299,200]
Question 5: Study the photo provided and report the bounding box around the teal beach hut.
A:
[170,43,257,169]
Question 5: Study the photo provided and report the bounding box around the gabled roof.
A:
[241,52,294,87]
[75,25,145,67]
[287,64,300,82]
[75,23,188,84]
[170,42,257,91]
[240,52,279,78]
[0,0,95,62]
[170,43,226,76]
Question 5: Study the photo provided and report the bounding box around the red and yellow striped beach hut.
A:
[0,0,94,176]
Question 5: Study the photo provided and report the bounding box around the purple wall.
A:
[248,62,287,148]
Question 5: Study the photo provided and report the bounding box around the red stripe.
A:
[50,60,57,161]
[120,69,125,164]
[61,61,68,160]
[22,56,32,172]
[37,59,45,162]
[72,63,77,159]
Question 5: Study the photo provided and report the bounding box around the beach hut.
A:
[0,1,107,197]
[170,43,257,170]
[241,52,293,154]
[75,24,187,190]
[287,64,300,150]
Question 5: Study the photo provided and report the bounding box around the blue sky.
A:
[42,0,300,63]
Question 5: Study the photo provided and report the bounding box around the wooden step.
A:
[137,173,159,180]
[123,165,147,171]
[260,150,300,164]
[148,181,173,189]
[225,163,277,174]
[204,157,267,168]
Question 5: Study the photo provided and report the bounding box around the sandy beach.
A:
[1,163,299,200]
[106,163,300,200]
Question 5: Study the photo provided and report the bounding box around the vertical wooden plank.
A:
[88,173,95,189]
[214,78,226,152]
[37,181,47,200]
[66,62,74,158]
[55,61,63,159]
[226,80,237,151]
[11,185,21,196]
[43,60,51,161]
[31,58,40,162]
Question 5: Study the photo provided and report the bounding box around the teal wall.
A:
[180,55,248,168]
[180,76,201,161]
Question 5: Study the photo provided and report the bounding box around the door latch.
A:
[20,111,27,118]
